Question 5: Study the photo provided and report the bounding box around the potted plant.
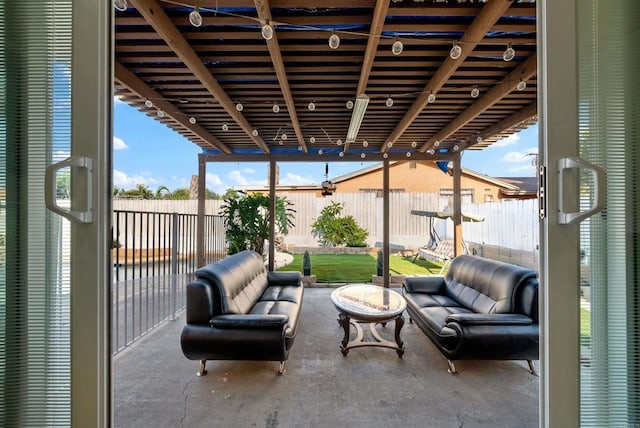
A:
[302,250,312,276]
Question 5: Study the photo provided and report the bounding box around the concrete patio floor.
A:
[114,288,539,428]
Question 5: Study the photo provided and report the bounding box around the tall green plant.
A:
[220,192,295,255]
[311,201,368,247]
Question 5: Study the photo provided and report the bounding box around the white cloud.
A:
[228,170,249,185]
[241,167,255,174]
[113,136,128,150]
[113,169,159,188]
[492,133,520,148]
[503,151,529,163]
[508,164,537,174]
[280,172,313,185]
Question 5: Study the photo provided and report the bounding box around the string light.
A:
[114,0,127,11]
[339,151,344,157]
[318,149,324,155]
[144,99,153,108]
[157,110,165,118]
[222,123,229,131]
[477,135,483,143]
[308,101,316,111]
[261,21,274,40]
[360,153,366,159]
[235,103,244,111]
[298,146,303,151]
[272,102,280,113]
[406,152,412,157]
[329,31,340,49]
[427,148,435,155]
[453,144,460,151]
[189,6,203,27]
[387,141,393,148]
[281,133,287,140]
[434,140,440,147]
[188,116,197,124]
[346,100,354,110]
[517,79,527,91]
[449,41,462,59]
[362,140,368,147]
[471,86,480,98]
[336,139,342,146]
[503,43,515,62]
[411,141,417,148]
[309,136,316,144]
[252,129,259,137]
[427,92,436,103]
[383,153,388,159]
[385,96,394,107]
[392,38,404,55]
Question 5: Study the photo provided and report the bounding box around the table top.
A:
[330,284,406,320]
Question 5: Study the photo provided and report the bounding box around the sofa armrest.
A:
[445,313,533,326]
[267,271,302,287]
[186,279,216,324]
[210,314,289,329]
[403,276,445,294]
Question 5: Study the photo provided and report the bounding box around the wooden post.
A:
[452,152,463,256]
[268,160,276,271]
[196,154,206,267]
[383,159,390,288]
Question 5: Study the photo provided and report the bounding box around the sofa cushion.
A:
[444,255,538,315]
[196,250,269,315]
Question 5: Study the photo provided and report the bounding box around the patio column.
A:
[452,152,463,256]
[196,154,206,267]
[383,159,390,288]
[268,160,276,271]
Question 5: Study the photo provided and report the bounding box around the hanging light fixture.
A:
[309,136,316,144]
[188,116,197,124]
[503,43,516,62]
[157,110,165,118]
[272,102,280,113]
[308,101,316,111]
[517,79,527,91]
[453,144,460,151]
[427,92,436,103]
[221,123,229,132]
[385,96,394,107]
[281,133,287,141]
[383,153,389,159]
[346,100,354,110]
[252,129,259,137]
[189,6,203,27]
[362,140,369,147]
[339,151,344,158]
[471,86,480,98]
[411,141,417,148]
[449,41,462,60]
[392,38,404,55]
[235,103,244,111]
[476,135,483,144]
[144,99,153,108]
[387,141,393,148]
[406,152,412,158]
[261,21,274,40]
[427,148,435,155]
[361,153,366,159]
[433,140,440,147]
[318,149,324,155]
[336,139,342,146]
[298,146,303,151]
[328,30,340,49]
[114,0,127,11]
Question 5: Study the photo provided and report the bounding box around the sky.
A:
[114,97,538,195]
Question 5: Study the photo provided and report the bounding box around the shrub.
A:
[311,202,368,247]
[302,250,311,276]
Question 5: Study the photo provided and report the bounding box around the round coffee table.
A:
[330,284,406,357]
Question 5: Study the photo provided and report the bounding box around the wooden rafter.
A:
[381,0,514,152]
[254,0,307,153]
[420,53,538,152]
[474,102,537,147]
[114,62,231,154]
[129,0,269,153]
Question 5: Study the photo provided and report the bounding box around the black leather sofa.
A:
[403,255,539,374]
[180,250,304,376]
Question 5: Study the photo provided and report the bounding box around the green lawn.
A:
[581,307,591,345]
[277,253,443,283]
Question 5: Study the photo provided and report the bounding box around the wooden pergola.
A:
[113,0,537,285]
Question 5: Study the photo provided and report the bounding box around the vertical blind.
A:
[578,0,640,425]
[0,1,72,426]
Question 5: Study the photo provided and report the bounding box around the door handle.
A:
[45,156,94,223]
[558,157,605,225]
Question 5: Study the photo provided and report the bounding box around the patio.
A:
[114,288,538,427]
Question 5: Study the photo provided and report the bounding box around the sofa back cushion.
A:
[195,250,269,315]
[445,255,538,315]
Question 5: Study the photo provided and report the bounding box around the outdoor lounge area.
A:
[114,287,539,427]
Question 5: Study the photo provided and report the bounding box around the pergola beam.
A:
[420,53,537,152]
[381,0,514,152]
[130,0,269,153]
[254,0,307,152]
[114,61,231,154]
[475,102,537,146]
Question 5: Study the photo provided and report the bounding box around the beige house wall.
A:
[332,161,505,204]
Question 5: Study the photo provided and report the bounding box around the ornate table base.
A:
[337,312,405,357]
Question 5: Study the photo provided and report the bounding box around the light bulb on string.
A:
[503,43,516,62]
[516,79,527,91]
[411,141,417,148]
[157,110,165,118]
[339,151,344,158]
[449,41,462,60]
[453,144,460,151]
[272,103,280,113]
[434,140,440,147]
[346,100,354,110]
[318,149,324,155]
[392,38,404,55]
[252,129,259,137]
[189,6,202,27]
[298,146,303,151]
[278,140,283,145]
[362,140,368,147]
[361,153,366,159]
[221,123,229,132]
[309,136,316,144]
[427,92,436,103]
[261,22,274,40]
[477,136,483,144]
[235,103,243,111]
[328,31,340,49]
[144,99,153,108]
[114,0,127,11]
[386,96,394,107]
[281,133,287,141]
[471,86,480,98]
[383,153,388,159]
[427,148,435,155]
[406,152,412,158]
[308,101,316,111]
[336,139,342,146]
[188,116,197,124]
[387,141,393,148]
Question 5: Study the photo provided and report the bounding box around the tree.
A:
[170,188,190,200]
[311,201,368,247]
[155,185,171,199]
[220,192,295,255]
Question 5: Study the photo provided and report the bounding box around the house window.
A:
[439,188,474,205]
[360,188,405,198]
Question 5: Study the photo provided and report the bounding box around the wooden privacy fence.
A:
[113,194,539,254]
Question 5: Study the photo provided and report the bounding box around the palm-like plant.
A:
[220,192,295,255]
